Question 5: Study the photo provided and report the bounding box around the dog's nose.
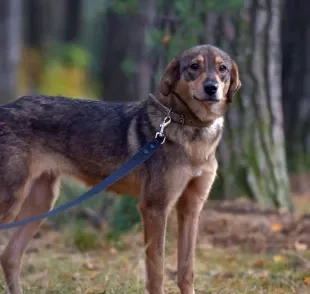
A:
[203,81,219,96]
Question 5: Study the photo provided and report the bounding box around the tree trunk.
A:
[282,0,310,177]
[39,0,66,43]
[0,0,22,103]
[23,0,44,95]
[24,0,42,47]
[204,0,292,209]
[63,0,82,43]
[101,0,156,102]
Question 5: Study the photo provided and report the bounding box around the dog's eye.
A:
[190,63,199,70]
[219,65,227,72]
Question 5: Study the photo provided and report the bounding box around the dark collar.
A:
[148,94,214,128]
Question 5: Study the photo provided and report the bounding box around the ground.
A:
[1,195,310,293]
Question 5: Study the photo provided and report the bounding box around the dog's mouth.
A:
[193,95,220,104]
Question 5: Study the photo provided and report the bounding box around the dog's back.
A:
[0,95,147,223]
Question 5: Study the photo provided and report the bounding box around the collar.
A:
[148,94,214,128]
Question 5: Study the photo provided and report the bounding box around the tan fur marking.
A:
[192,54,204,64]
[188,72,207,90]
[215,56,223,64]
[29,151,79,180]
[107,174,141,197]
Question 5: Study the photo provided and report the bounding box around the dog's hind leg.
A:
[0,173,60,294]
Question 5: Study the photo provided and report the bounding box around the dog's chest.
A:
[185,140,215,169]
[185,119,223,166]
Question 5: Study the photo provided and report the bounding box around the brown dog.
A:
[0,44,241,294]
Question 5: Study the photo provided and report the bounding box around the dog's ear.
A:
[159,57,181,96]
[227,60,241,103]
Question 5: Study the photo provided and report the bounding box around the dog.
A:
[0,44,241,294]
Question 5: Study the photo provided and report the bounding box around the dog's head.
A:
[159,45,241,120]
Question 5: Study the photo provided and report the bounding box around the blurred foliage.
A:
[109,0,138,14]
[146,29,164,48]
[110,196,141,233]
[48,43,90,69]
[202,0,243,11]
[18,43,98,98]
[143,0,244,83]
[51,180,141,239]
[73,230,100,252]
[50,180,108,228]
[40,43,91,97]
[121,58,137,77]
[18,48,43,97]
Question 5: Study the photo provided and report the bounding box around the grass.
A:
[1,180,310,293]
[0,224,310,294]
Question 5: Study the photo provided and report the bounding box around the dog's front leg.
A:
[176,168,217,294]
[139,171,189,294]
[139,201,168,294]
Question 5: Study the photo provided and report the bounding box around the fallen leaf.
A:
[260,278,270,287]
[109,247,118,255]
[294,241,308,251]
[271,222,283,233]
[62,272,73,282]
[254,259,265,267]
[82,262,98,271]
[273,255,286,264]
[304,276,310,286]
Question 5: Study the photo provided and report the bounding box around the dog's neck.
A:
[149,92,215,128]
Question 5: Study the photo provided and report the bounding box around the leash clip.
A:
[155,115,171,144]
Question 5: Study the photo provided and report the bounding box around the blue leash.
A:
[0,138,163,230]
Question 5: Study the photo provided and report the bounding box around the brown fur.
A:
[0,44,241,294]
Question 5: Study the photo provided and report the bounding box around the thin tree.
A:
[0,0,22,103]
[63,0,82,43]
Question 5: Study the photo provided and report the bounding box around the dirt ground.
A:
[196,196,310,253]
